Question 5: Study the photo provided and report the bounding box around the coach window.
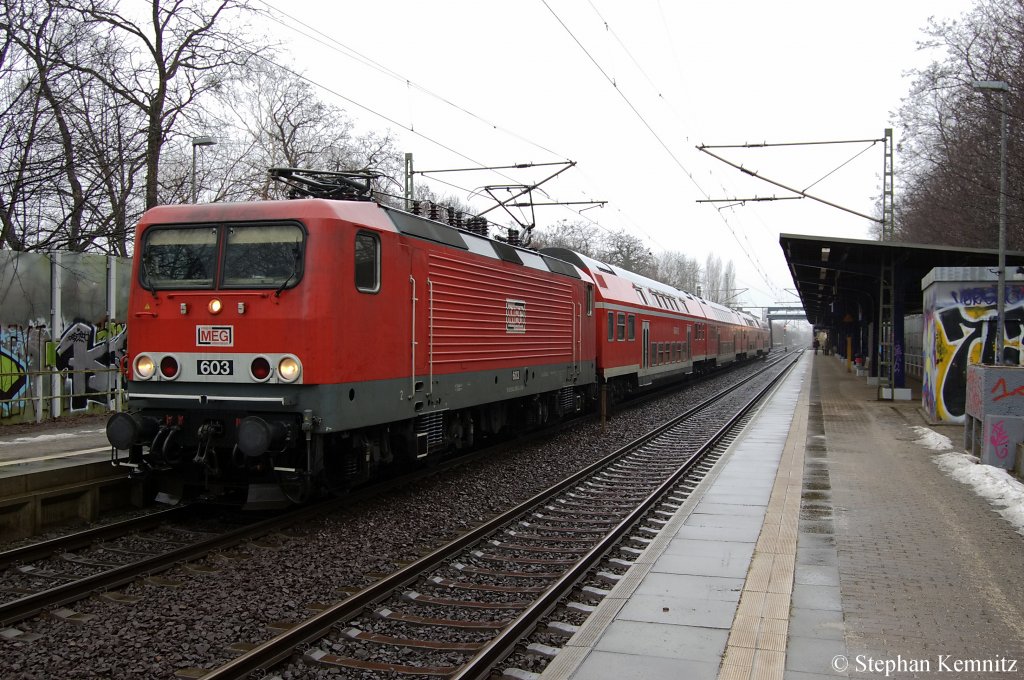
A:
[627,314,635,340]
[354,231,380,292]
[617,312,626,340]
[608,312,615,341]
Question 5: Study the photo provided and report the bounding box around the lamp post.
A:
[973,80,1010,364]
[190,136,216,203]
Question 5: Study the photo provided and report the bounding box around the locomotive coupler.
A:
[301,409,315,438]
[193,420,224,470]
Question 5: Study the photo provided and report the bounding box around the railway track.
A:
[200,352,799,679]
[0,504,312,628]
[0,355,776,636]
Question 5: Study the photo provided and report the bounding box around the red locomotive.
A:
[107,169,767,506]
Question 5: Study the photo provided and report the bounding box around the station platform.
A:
[0,413,109,470]
[0,414,133,540]
[540,351,1024,680]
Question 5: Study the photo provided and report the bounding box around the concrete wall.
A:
[1,251,131,424]
[922,267,1024,423]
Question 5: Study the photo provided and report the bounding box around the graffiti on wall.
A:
[0,348,28,417]
[1,250,131,424]
[0,325,45,418]
[55,320,127,411]
[923,282,1024,422]
[1,320,127,420]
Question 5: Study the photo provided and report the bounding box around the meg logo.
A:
[506,299,526,334]
[196,325,233,347]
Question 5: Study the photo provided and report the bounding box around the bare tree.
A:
[895,0,1024,249]
[722,260,736,302]
[72,0,259,211]
[702,253,723,302]
[656,250,702,293]
[1,0,98,251]
[0,0,260,253]
[599,228,657,278]
[202,60,402,203]
[530,219,600,257]
[0,4,52,250]
[412,184,475,215]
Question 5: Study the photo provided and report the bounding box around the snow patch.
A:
[0,429,104,447]
[930,445,1024,536]
[910,425,955,452]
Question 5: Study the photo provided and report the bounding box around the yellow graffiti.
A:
[95,322,126,344]
[931,309,993,422]
[0,352,25,394]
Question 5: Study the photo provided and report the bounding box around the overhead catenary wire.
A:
[259,0,780,300]
[541,0,782,297]
[255,0,568,162]
[206,2,784,301]
[249,2,655,240]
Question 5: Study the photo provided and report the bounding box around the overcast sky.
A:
[256,0,977,310]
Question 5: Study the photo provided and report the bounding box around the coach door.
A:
[642,321,650,368]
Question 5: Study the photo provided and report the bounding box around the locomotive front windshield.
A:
[141,223,305,290]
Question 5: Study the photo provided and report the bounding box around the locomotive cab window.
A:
[355,231,381,293]
[222,224,305,289]
[617,312,626,340]
[141,227,218,289]
[140,222,306,291]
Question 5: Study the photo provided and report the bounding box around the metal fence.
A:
[1,249,130,427]
[0,365,123,424]
[904,351,924,380]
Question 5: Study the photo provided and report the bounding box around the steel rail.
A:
[452,353,799,679]
[202,352,797,679]
[0,498,344,627]
[0,506,193,570]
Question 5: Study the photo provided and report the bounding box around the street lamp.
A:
[973,80,1010,364]
[191,136,216,203]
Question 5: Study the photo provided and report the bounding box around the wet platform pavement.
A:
[541,352,1024,680]
[0,414,109,470]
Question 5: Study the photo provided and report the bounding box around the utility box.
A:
[964,364,1024,469]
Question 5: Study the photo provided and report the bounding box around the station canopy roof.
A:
[779,233,1024,328]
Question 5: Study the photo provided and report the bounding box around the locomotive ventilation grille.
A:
[415,411,446,454]
[558,386,576,414]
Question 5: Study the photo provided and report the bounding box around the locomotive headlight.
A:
[208,298,223,315]
[278,356,301,383]
[135,355,155,380]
